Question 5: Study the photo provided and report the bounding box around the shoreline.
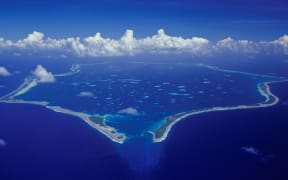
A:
[149,79,288,143]
[1,62,287,144]
[0,64,127,144]
[0,98,126,144]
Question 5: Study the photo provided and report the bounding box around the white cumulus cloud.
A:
[0,29,287,57]
[215,37,257,54]
[118,107,139,116]
[138,29,210,55]
[32,65,55,83]
[0,66,11,76]
[272,34,288,55]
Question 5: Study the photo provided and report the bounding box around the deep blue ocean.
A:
[1,55,288,179]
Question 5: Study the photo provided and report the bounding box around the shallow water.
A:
[1,57,288,179]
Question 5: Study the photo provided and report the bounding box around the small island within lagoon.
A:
[1,59,286,144]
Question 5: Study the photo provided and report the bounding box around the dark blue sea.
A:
[1,55,288,179]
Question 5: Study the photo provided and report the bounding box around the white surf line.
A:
[0,64,126,144]
[150,79,288,143]
[0,98,126,144]
[0,99,48,106]
[55,62,113,77]
[0,77,38,100]
[195,63,278,79]
[0,64,81,100]
[13,79,38,98]
[46,106,126,144]
[54,64,80,77]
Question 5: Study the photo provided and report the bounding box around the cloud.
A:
[272,34,288,55]
[0,29,287,57]
[20,31,44,46]
[0,66,11,76]
[215,37,258,54]
[118,107,139,116]
[137,29,210,55]
[32,65,55,83]
[0,139,7,147]
[78,91,94,97]
[242,146,261,156]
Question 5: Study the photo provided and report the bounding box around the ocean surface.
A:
[12,58,276,138]
[1,56,288,179]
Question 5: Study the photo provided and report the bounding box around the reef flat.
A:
[0,65,126,144]
[149,80,288,143]
[1,62,287,144]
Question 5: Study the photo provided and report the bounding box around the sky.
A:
[0,0,287,41]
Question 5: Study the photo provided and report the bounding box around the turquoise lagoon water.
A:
[16,60,276,139]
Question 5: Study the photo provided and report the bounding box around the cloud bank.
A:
[0,29,287,57]
[32,65,55,83]
[0,66,11,76]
